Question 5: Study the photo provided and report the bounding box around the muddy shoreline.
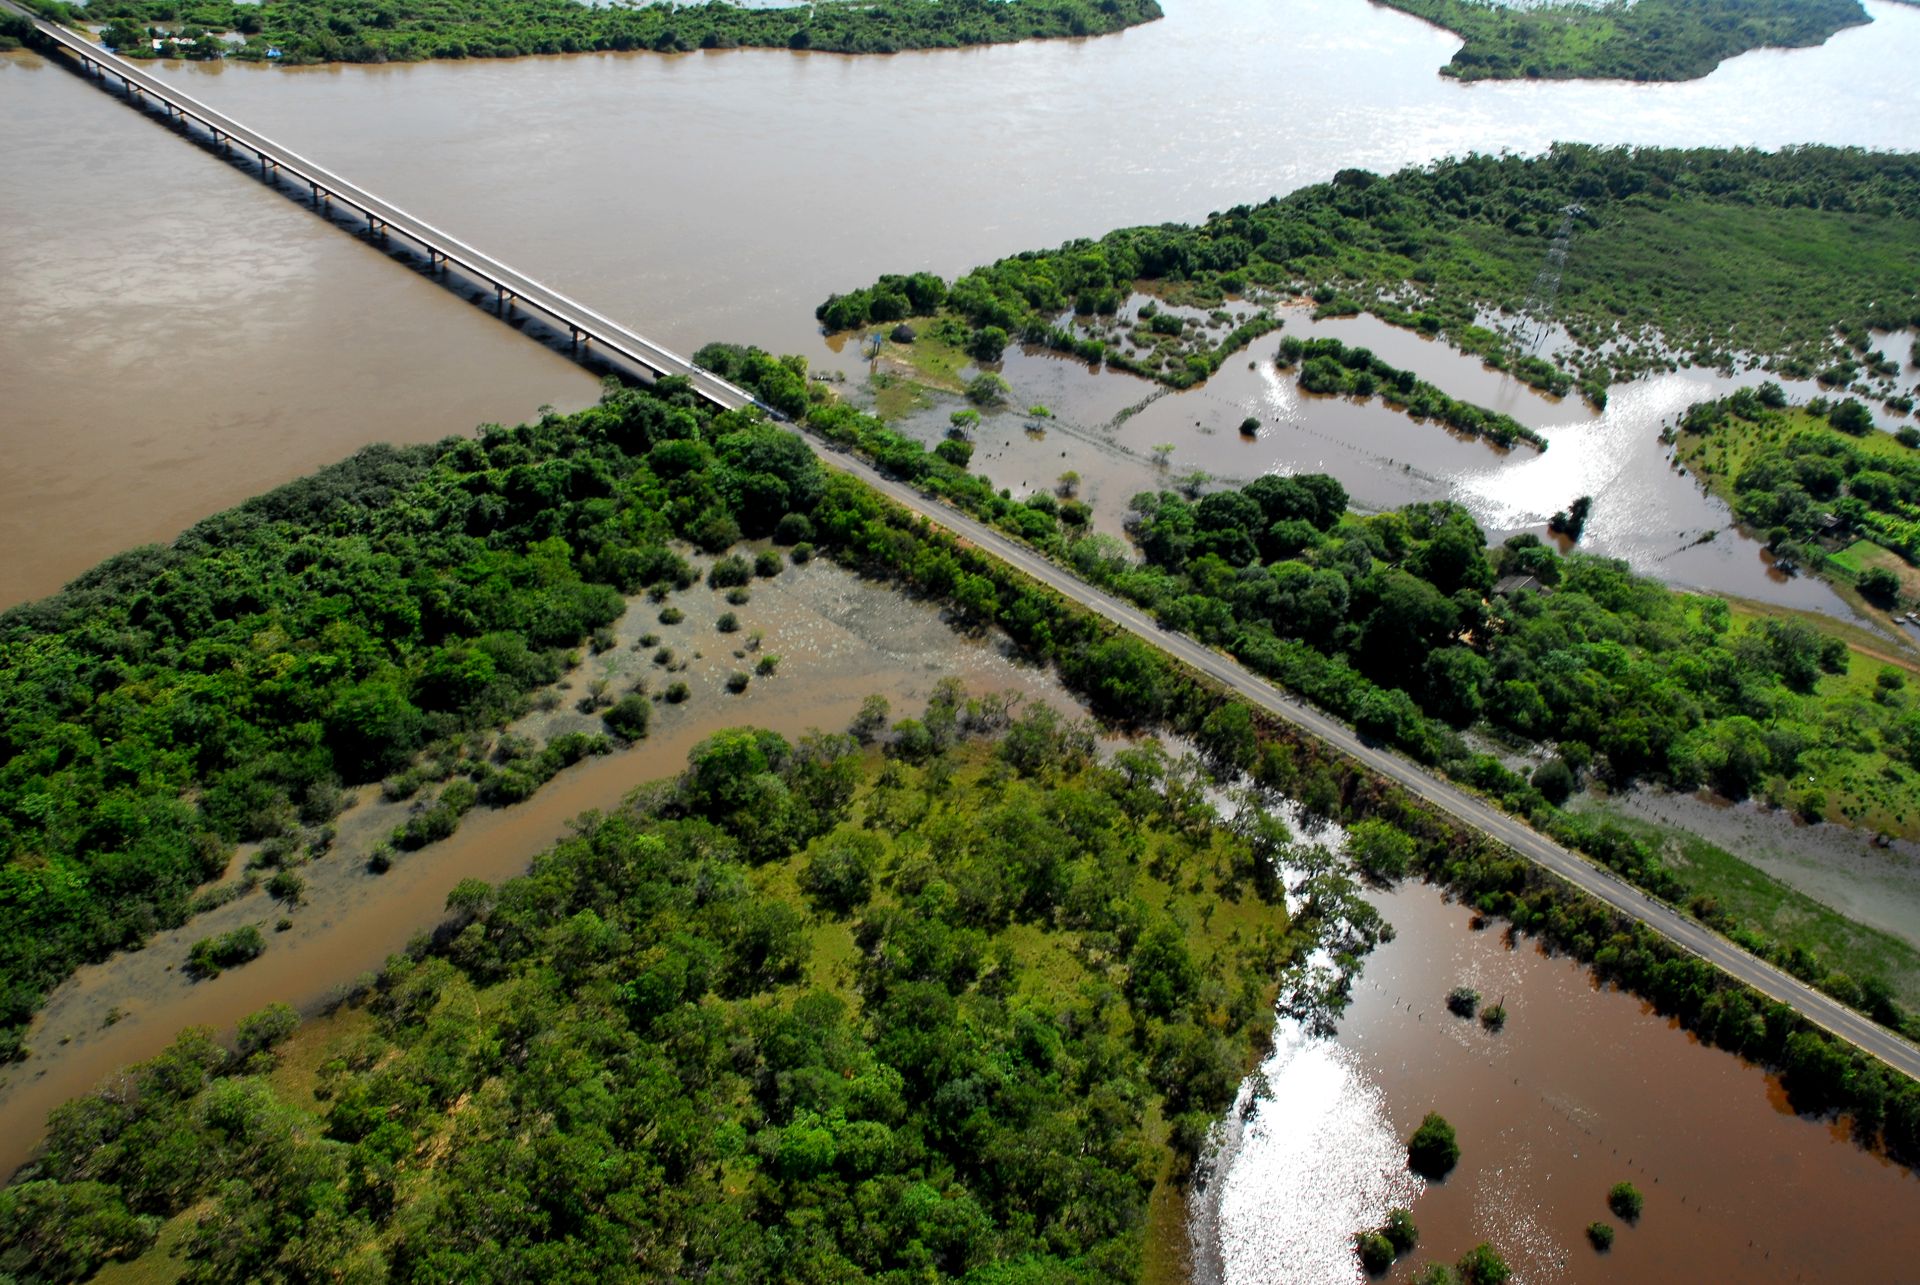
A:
[0,555,1087,1177]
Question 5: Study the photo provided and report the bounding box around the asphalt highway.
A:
[18,0,1917,1081]
[794,437,1920,1083]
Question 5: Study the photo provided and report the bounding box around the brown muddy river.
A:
[6,0,1920,607]
[7,0,1920,1272]
[0,556,1083,1175]
[1206,878,1920,1283]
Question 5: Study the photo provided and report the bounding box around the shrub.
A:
[1446,986,1480,1018]
[665,681,691,704]
[1408,1112,1459,1178]
[1859,567,1901,605]
[1532,756,1575,803]
[798,832,882,916]
[756,654,782,677]
[1357,1231,1396,1274]
[717,612,741,633]
[1480,1003,1507,1031]
[1586,1221,1615,1251]
[708,555,751,588]
[659,606,685,625]
[726,672,750,693]
[967,372,1010,406]
[186,925,266,979]
[266,869,305,907]
[1383,1208,1419,1255]
[603,694,652,741]
[774,512,814,545]
[234,1002,300,1058]
[1607,1181,1643,1222]
[726,587,752,606]
[754,550,783,577]
[790,542,815,564]
[1349,817,1414,881]
[935,439,974,470]
[1456,1244,1510,1285]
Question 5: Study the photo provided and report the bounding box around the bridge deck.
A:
[7,0,762,414]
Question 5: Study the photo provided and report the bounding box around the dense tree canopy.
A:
[0,383,823,1060]
[821,146,1920,405]
[1380,0,1872,83]
[48,0,1162,64]
[2,714,1310,1282]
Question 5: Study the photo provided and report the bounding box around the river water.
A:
[6,0,1920,606]
[0,554,1084,1175]
[7,0,1920,1273]
[1207,881,1920,1283]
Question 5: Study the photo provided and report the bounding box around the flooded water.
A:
[925,307,1869,616]
[0,555,1084,1177]
[7,0,1920,606]
[8,0,1920,1269]
[1210,881,1920,1282]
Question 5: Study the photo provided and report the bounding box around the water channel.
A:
[6,0,1920,607]
[6,0,1920,1274]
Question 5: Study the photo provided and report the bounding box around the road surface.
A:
[16,0,1916,1083]
[794,438,1920,1083]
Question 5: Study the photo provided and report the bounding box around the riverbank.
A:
[0,552,1082,1178]
[25,0,1163,65]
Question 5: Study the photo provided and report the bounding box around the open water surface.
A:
[6,0,1920,605]
[1206,881,1920,1283]
[7,0,1920,1274]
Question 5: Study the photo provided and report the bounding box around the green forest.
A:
[1676,388,1920,583]
[1276,334,1546,450]
[33,0,1161,64]
[0,371,827,1062]
[9,372,1920,1280]
[0,718,1328,1282]
[817,145,1920,407]
[1377,0,1873,83]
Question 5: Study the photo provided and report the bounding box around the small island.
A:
[1377,0,1879,83]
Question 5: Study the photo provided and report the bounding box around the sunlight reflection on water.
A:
[1209,1018,1424,1285]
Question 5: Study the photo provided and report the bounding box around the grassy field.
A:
[1589,809,1920,1009]
[1831,538,1920,601]
[1719,598,1920,837]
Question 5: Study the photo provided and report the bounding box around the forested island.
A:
[23,0,1161,64]
[1376,0,1878,83]
[6,371,1920,1280]
[818,145,1920,409]
[1676,387,1920,605]
[1276,334,1547,450]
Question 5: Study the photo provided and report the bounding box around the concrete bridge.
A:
[12,0,1920,1086]
[6,0,764,414]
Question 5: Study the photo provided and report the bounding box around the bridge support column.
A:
[428,250,445,274]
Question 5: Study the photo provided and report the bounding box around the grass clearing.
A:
[1592,809,1920,1009]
